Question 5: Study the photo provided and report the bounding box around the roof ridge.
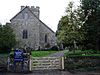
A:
[27,7,55,33]
[10,6,55,33]
[10,6,27,21]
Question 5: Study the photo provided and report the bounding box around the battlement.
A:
[21,6,40,18]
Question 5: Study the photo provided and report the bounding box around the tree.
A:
[56,1,84,50]
[0,23,16,53]
[81,0,100,50]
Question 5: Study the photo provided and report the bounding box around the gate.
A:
[30,57,64,70]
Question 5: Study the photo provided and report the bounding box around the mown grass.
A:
[9,50,58,57]
[31,51,57,57]
[64,50,100,57]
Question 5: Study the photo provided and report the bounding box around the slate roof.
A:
[10,6,55,33]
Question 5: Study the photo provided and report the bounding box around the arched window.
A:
[45,34,48,43]
[23,30,28,39]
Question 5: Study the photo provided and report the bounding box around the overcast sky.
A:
[0,0,80,32]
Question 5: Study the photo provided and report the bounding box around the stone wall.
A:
[10,6,56,50]
[39,21,56,49]
[10,7,40,49]
[64,56,100,71]
[0,55,8,71]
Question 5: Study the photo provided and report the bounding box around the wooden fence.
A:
[30,57,64,70]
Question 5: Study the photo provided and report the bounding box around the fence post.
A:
[61,57,64,70]
[29,55,32,71]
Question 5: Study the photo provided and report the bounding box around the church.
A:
[9,6,56,50]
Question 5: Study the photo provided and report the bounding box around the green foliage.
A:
[56,1,84,49]
[57,0,100,50]
[51,46,59,50]
[65,50,100,57]
[0,24,16,53]
[81,0,100,50]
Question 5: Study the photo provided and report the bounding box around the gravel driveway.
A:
[48,50,66,57]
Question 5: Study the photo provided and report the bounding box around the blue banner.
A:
[14,49,24,62]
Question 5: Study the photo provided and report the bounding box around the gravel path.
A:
[48,50,66,57]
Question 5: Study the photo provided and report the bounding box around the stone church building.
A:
[10,6,56,50]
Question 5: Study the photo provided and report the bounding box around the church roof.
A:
[10,6,55,33]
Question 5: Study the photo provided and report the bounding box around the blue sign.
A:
[14,49,24,62]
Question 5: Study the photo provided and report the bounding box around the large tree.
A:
[0,23,16,53]
[56,1,84,50]
[81,0,100,50]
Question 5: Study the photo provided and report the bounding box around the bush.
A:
[0,48,10,53]
[39,46,59,51]
[50,46,59,51]
[0,24,16,53]
[45,43,50,48]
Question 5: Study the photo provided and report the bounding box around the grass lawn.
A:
[31,51,57,57]
[64,50,100,57]
[9,50,58,57]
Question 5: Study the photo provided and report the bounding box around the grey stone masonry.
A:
[10,6,56,50]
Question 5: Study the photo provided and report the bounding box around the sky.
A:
[0,0,80,32]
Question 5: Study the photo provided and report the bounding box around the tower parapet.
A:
[20,6,40,18]
[31,6,40,18]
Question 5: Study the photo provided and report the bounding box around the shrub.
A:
[0,24,16,53]
[45,43,50,48]
[0,47,10,53]
[50,46,59,51]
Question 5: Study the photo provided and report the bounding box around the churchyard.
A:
[0,0,100,74]
[0,49,100,73]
